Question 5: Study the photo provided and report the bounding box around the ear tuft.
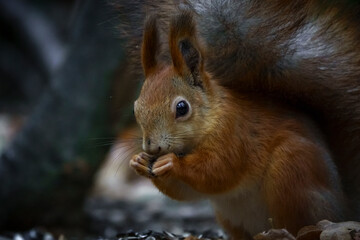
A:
[141,14,159,78]
[169,9,204,86]
[179,39,200,76]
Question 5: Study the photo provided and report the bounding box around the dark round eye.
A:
[176,100,189,118]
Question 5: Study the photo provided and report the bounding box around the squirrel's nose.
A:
[144,138,162,155]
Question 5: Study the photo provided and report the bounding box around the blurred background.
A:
[0,0,218,238]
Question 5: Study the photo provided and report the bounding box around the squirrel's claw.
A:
[152,153,175,177]
[130,152,175,178]
[130,152,154,178]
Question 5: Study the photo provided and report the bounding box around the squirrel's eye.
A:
[176,100,189,118]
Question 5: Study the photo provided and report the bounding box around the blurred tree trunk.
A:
[0,0,133,229]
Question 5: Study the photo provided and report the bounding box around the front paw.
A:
[130,152,155,178]
[152,153,176,177]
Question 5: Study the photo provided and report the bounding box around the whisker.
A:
[87,138,142,149]
[114,146,140,175]
[87,141,116,148]
[89,137,117,140]
[91,142,117,147]
[104,144,140,176]
[115,139,143,143]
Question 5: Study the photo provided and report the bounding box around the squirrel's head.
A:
[134,10,214,157]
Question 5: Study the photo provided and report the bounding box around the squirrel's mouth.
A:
[147,144,192,162]
[175,143,196,158]
[174,146,193,158]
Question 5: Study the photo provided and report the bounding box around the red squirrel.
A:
[115,0,360,221]
[129,11,346,239]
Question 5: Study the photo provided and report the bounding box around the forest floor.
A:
[0,196,224,240]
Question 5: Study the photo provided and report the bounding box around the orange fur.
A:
[130,10,347,239]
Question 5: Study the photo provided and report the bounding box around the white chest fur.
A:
[209,183,271,236]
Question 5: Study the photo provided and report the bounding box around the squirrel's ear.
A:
[169,10,204,87]
[141,15,159,78]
